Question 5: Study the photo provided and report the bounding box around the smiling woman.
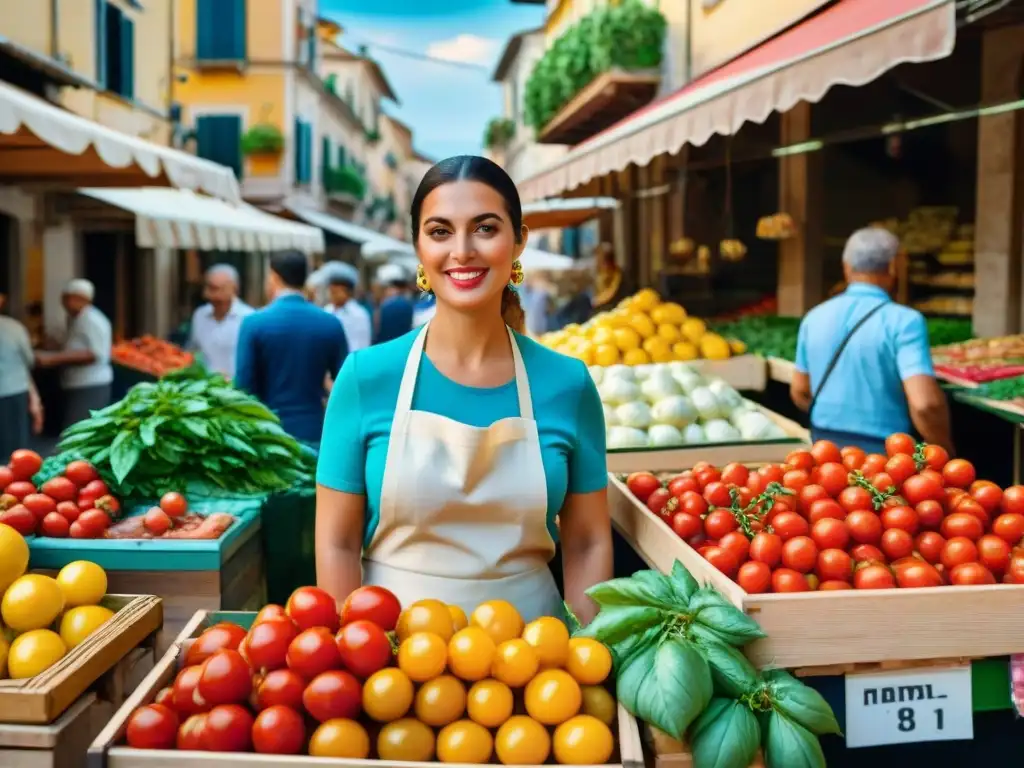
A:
[315,155,613,625]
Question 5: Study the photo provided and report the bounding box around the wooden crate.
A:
[766,357,795,385]
[88,611,645,768]
[645,726,765,768]
[609,474,1024,668]
[691,355,767,392]
[606,402,809,473]
[0,596,162,726]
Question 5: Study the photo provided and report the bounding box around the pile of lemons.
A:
[0,523,114,680]
[540,288,744,366]
[321,598,617,765]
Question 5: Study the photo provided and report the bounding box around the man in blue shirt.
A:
[235,251,348,448]
[790,227,952,454]
[373,263,414,343]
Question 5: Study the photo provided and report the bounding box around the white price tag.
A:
[844,664,973,748]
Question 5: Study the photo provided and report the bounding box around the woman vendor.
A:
[315,156,613,624]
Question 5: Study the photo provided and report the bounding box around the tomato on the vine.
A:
[810,517,849,551]
[846,510,883,545]
[702,546,739,578]
[915,532,946,564]
[748,532,782,567]
[704,510,738,540]
[885,433,916,457]
[870,472,896,493]
[736,561,771,594]
[816,548,853,582]
[670,512,702,539]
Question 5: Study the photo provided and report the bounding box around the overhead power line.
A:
[345,36,494,73]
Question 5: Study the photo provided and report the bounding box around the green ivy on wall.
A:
[240,124,284,155]
[524,0,666,132]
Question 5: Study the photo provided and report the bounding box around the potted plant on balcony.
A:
[324,164,367,201]
[241,122,285,176]
[483,118,516,150]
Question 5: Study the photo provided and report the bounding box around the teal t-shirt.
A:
[316,329,608,548]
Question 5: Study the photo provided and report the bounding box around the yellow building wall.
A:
[4,4,54,59]
[177,0,286,61]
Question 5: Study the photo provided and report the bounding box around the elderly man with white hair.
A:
[188,264,254,379]
[790,226,953,454]
[321,262,371,352]
[34,279,113,427]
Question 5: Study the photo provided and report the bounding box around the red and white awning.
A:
[519,0,956,202]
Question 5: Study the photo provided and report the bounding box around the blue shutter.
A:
[94,0,107,88]
[321,135,331,183]
[337,144,346,167]
[119,15,134,98]
[196,115,242,179]
[231,0,247,60]
[562,227,579,258]
[196,0,214,59]
[302,123,313,183]
[293,119,302,181]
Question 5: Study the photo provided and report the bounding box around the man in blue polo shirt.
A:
[790,227,952,454]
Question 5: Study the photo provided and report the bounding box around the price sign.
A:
[844,664,973,748]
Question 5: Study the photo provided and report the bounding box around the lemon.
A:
[0,634,8,679]
[699,333,732,360]
[590,327,614,346]
[627,313,656,339]
[7,630,66,679]
[56,561,108,607]
[2,575,65,632]
[621,348,649,366]
[656,324,681,343]
[650,302,686,325]
[642,336,669,356]
[632,288,661,311]
[0,524,29,595]
[681,318,707,342]
[672,341,699,361]
[612,327,641,352]
[593,344,619,367]
[571,342,595,366]
[60,605,115,649]
[729,338,748,354]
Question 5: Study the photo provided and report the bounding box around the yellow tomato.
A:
[397,599,455,642]
[466,679,514,728]
[56,561,107,607]
[491,639,539,688]
[565,638,613,685]
[657,323,681,343]
[398,631,448,682]
[627,313,656,339]
[415,675,467,727]
[378,718,436,762]
[448,604,468,631]
[59,605,115,649]
[524,669,581,725]
[1,575,65,632]
[672,341,699,361]
[470,600,523,646]
[7,629,66,680]
[593,344,619,367]
[309,719,371,758]
[362,667,414,722]
[553,715,614,765]
[448,627,496,682]
[0,524,29,595]
[436,719,494,764]
[581,685,617,726]
[521,617,569,670]
[495,716,551,766]
[612,327,641,352]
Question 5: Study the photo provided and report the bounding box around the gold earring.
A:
[509,259,524,287]
[416,264,431,293]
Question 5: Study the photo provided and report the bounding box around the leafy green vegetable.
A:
[575,605,664,645]
[762,669,842,736]
[975,374,1024,402]
[763,711,827,768]
[687,624,760,698]
[690,698,762,768]
[585,574,675,608]
[688,587,767,647]
[670,560,699,603]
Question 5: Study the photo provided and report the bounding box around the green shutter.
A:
[196,115,242,179]
[231,0,247,60]
[293,118,302,181]
[302,123,313,183]
[197,0,245,61]
[321,135,331,182]
[94,0,107,88]
[119,15,134,98]
[336,144,346,167]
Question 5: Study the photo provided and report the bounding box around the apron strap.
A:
[395,323,534,420]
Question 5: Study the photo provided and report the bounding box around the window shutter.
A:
[563,227,579,258]
[302,123,313,182]
[94,0,107,88]
[293,119,302,182]
[224,115,242,179]
[196,0,213,59]
[231,0,247,60]
[196,115,242,179]
[119,14,134,99]
[321,135,331,182]
[337,144,346,167]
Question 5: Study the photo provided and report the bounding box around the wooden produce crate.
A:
[0,596,162,725]
[88,611,645,768]
[691,355,767,392]
[35,509,266,655]
[606,402,809,473]
[645,725,764,768]
[608,475,1024,669]
[765,357,795,386]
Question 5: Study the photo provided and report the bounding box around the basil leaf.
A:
[586,576,674,608]
[615,642,656,717]
[690,698,761,768]
[763,669,842,736]
[631,569,682,604]
[577,606,664,645]
[763,712,826,768]
[689,587,766,647]
[139,415,169,447]
[670,560,699,603]
[178,417,210,439]
[180,399,211,414]
[688,623,759,698]
[609,624,662,670]
[223,434,258,457]
[110,434,142,485]
[633,636,712,740]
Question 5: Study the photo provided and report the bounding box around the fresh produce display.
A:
[933,335,1024,383]
[112,336,194,377]
[0,451,123,539]
[624,435,1024,592]
[0,524,114,679]
[44,374,315,498]
[594,363,786,450]
[122,586,619,763]
[582,565,839,768]
[972,374,1024,405]
[540,289,745,367]
[103,493,237,541]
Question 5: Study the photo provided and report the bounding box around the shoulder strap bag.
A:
[808,301,888,428]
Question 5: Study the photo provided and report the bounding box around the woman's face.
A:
[417,180,525,315]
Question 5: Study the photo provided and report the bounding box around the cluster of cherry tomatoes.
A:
[625,433,1024,593]
[0,451,120,538]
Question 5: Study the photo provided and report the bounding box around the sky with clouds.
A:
[320,0,544,161]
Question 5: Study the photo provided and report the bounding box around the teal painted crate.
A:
[27,498,263,572]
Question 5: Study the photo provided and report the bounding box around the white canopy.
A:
[289,206,412,258]
[521,197,619,229]
[0,80,241,202]
[79,188,324,254]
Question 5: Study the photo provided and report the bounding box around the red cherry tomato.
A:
[850,544,887,564]
[704,510,738,540]
[255,669,306,711]
[336,620,393,678]
[880,528,915,561]
[853,564,896,589]
[185,624,247,667]
[671,512,702,539]
[992,513,1024,546]
[176,713,207,750]
[198,650,252,707]
[339,585,402,631]
[895,561,943,589]
[807,498,845,525]
[287,587,340,632]
[950,562,996,586]
[252,705,306,755]
[625,472,661,503]
[702,546,739,578]
[244,618,299,672]
[171,666,206,715]
[771,568,810,593]
[772,512,810,542]
[816,548,853,582]
[62,460,98,487]
[720,462,750,488]
[837,486,873,513]
[287,628,342,678]
[781,536,818,573]
[748,532,783,568]
[201,704,253,752]
[40,512,70,538]
[810,517,849,551]
[255,604,291,624]
[667,474,699,498]
[126,704,179,750]
[914,531,946,564]
[880,505,919,535]
[940,512,984,542]
[977,534,1011,574]
[940,537,979,570]
[302,669,362,722]
[915,500,944,531]
[736,561,772,594]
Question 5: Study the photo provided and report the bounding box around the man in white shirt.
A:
[35,279,113,428]
[188,264,254,379]
[323,262,371,352]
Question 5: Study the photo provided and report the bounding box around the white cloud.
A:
[425,34,501,66]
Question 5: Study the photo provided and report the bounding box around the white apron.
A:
[363,324,563,623]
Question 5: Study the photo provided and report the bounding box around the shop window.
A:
[95,0,135,99]
[195,114,243,179]
[196,0,247,62]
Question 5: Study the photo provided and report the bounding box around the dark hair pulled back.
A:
[410,155,525,333]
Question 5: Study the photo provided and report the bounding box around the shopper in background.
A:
[35,279,112,428]
[790,227,953,454]
[187,264,253,380]
[373,263,415,343]
[0,292,44,457]
[324,262,372,352]
[591,242,624,311]
[235,251,348,449]
[521,270,555,337]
